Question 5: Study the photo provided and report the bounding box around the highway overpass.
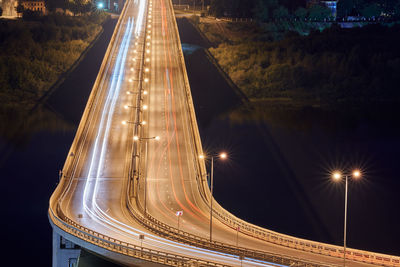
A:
[48,0,400,266]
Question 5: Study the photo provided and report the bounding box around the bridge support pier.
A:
[52,230,81,267]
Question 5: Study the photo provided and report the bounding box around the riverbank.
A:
[0,13,117,144]
[189,16,400,110]
[0,13,110,112]
[176,16,400,256]
[0,12,118,267]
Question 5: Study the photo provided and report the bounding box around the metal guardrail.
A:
[50,0,133,230]
[49,206,228,267]
[121,3,339,267]
[123,1,338,267]
[126,195,337,267]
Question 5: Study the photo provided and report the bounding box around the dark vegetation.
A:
[45,0,96,15]
[188,1,400,108]
[203,22,400,107]
[0,13,109,111]
[206,0,400,20]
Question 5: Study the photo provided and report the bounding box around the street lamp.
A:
[134,135,160,214]
[200,151,228,242]
[332,169,361,267]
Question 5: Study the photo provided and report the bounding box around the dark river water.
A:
[0,16,399,267]
[177,18,400,255]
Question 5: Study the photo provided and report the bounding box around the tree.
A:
[82,1,95,13]
[308,4,332,20]
[337,0,355,17]
[295,6,308,18]
[279,0,306,13]
[273,5,289,19]
[238,0,256,17]
[395,1,400,17]
[45,0,69,12]
[253,0,278,22]
[16,2,25,14]
[360,3,382,18]
[382,0,398,13]
[209,0,224,17]
[69,0,86,15]
[23,9,43,20]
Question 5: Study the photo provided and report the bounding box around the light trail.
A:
[135,0,146,36]
[83,17,133,214]
[73,7,261,266]
[74,3,274,265]
[149,0,208,224]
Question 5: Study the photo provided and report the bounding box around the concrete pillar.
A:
[52,230,81,267]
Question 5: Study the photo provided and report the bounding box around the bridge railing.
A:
[126,193,338,267]
[167,0,400,266]
[49,204,229,267]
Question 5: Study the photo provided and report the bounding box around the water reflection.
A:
[181,43,203,55]
[229,101,400,138]
[0,104,75,149]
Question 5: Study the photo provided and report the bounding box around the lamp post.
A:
[134,135,160,214]
[176,210,183,231]
[332,170,361,267]
[200,151,227,242]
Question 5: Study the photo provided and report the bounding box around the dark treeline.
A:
[45,0,95,14]
[210,23,400,106]
[209,0,305,18]
[0,13,108,109]
[208,0,400,20]
[14,0,102,20]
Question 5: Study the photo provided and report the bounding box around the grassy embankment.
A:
[192,17,400,110]
[0,13,110,112]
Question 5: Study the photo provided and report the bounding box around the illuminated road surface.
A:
[49,0,395,266]
[53,0,274,265]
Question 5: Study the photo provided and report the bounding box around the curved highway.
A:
[49,0,400,266]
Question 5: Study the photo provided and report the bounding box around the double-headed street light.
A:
[332,169,361,267]
[199,152,228,242]
[135,135,160,214]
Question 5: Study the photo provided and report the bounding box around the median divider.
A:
[49,205,228,267]
[48,1,228,266]
[124,1,333,266]
[126,190,337,267]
